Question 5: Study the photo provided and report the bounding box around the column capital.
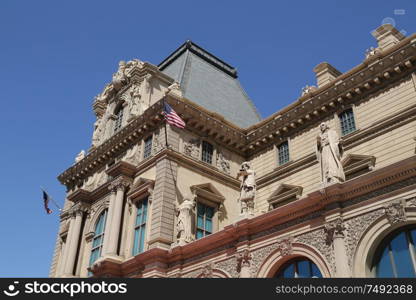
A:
[108,177,131,193]
[324,217,345,243]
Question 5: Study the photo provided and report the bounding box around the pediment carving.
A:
[267,183,303,210]
[190,183,225,204]
[341,154,376,180]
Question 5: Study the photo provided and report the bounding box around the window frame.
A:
[277,140,290,166]
[88,209,108,275]
[132,197,149,256]
[201,140,214,165]
[143,135,153,159]
[338,107,357,136]
[113,105,124,133]
[371,225,416,278]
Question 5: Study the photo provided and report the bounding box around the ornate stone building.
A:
[50,24,416,278]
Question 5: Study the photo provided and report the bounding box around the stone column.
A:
[148,158,177,249]
[102,189,116,255]
[56,234,68,277]
[325,218,350,277]
[105,177,130,258]
[63,209,84,277]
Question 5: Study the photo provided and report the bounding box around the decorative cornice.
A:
[58,34,416,191]
[106,161,137,179]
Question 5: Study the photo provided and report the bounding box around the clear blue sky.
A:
[0,0,414,277]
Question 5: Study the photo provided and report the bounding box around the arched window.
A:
[114,106,124,133]
[132,198,148,255]
[371,226,416,277]
[89,210,108,270]
[275,258,322,278]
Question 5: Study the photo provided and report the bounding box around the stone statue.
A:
[91,118,102,147]
[112,61,128,91]
[175,193,196,246]
[316,122,345,187]
[75,150,85,163]
[95,83,114,104]
[128,85,142,119]
[237,162,256,217]
[216,150,230,174]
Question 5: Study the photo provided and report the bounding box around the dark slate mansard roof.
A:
[158,41,262,128]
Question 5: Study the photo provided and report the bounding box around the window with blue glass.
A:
[275,258,322,278]
[278,141,290,165]
[372,226,416,278]
[114,106,124,133]
[132,198,148,256]
[89,210,108,271]
[143,136,153,159]
[201,141,214,164]
[196,202,214,239]
[339,108,356,136]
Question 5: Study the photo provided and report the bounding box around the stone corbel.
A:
[236,249,252,278]
[85,231,95,242]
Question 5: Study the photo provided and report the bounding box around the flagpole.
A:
[163,98,169,149]
[40,186,62,211]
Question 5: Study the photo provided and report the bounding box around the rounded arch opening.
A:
[353,213,416,277]
[256,243,331,278]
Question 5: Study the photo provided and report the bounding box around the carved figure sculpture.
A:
[112,61,127,91]
[237,162,256,217]
[75,150,85,163]
[316,122,345,187]
[175,193,196,246]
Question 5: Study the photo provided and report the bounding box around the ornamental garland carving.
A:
[183,137,200,159]
[344,209,385,269]
[123,144,141,166]
[216,149,231,174]
[296,229,335,274]
[152,130,164,154]
[384,200,407,225]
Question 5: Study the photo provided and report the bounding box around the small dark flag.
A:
[163,102,186,129]
[42,190,53,214]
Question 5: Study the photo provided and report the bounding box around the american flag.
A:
[163,102,186,129]
[42,189,53,214]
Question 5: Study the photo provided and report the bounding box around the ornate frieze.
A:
[344,209,385,268]
[296,229,335,274]
[215,257,239,278]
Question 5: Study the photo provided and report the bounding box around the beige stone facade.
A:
[50,25,416,278]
